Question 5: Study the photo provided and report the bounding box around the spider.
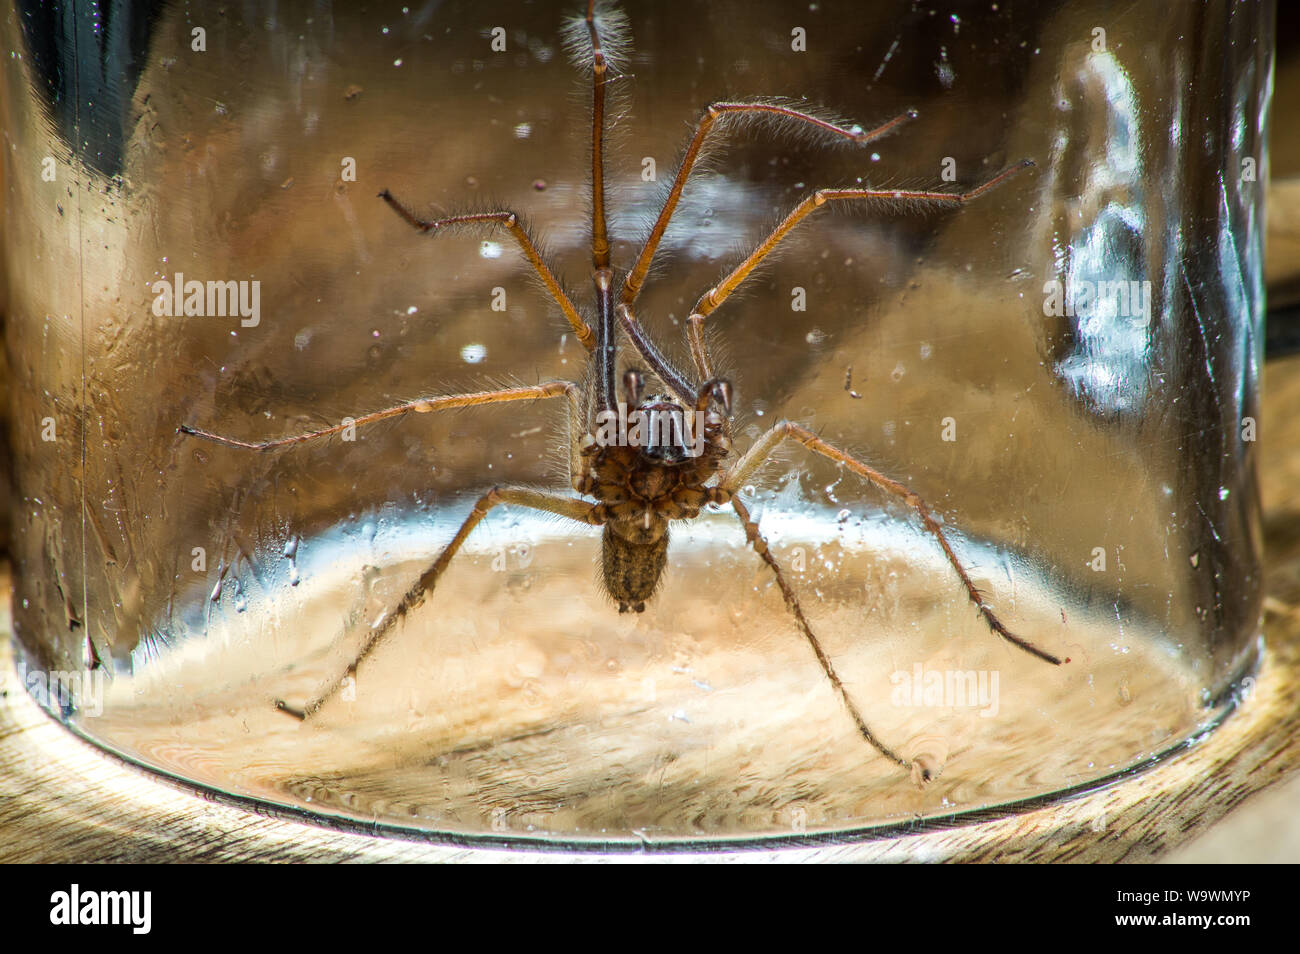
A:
[179,0,1064,780]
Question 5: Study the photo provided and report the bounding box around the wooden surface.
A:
[2,354,1298,863]
[0,572,1295,862]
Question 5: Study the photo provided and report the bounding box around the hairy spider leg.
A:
[729,495,912,772]
[686,161,1034,379]
[377,192,595,352]
[271,379,591,718]
[180,382,581,455]
[719,420,1064,667]
[581,0,621,413]
[276,487,606,720]
[621,103,917,308]
[614,303,695,404]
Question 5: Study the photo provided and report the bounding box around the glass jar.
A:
[2,0,1272,846]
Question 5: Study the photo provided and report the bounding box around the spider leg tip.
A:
[273,699,307,722]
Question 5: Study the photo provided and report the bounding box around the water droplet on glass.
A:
[283,536,301,586]
[936,47,954,88]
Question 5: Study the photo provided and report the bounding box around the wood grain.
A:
[0,568,1294,862]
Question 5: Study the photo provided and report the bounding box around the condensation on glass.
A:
[1,1,1273,847]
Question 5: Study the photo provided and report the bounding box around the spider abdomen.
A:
[588,446,712,611]
[602,522,669,613]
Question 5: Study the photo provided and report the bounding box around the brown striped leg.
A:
[614,303,696,404]
[687,313,714,381]
[180,381,578,452]
[276,488,605,720]
[378,191,594,352]
[684,160,1034,379]
[720,421,1064,667]
[729,496,911,772]
[620,103,917,308]
[583,0,613,272]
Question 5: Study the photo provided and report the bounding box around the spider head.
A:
[618,368,712,463]
[631,396,700,464]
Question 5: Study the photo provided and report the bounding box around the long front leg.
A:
[378,192,594,352]
[720,421,1064,667]
[614,303,696,404]
[580,0,618,273]
[180,381,578,452]
[686,161,1033,380]
[277,488,606,720]
[729,495,911,773]
[620,103,917,308]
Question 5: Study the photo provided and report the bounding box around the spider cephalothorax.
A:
[576,371,733,611]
